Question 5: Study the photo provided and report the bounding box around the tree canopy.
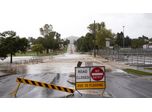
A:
[30,24,69,54]
[0,31,29,63]
[75,21,152,52]
[75,22,113,52]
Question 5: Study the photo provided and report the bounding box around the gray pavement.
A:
[105,71,152,98]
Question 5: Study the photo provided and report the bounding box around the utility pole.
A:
[123,26,125,48]
[93,20,96,57]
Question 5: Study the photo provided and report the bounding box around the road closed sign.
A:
[75,66,106,90]
[76,67,90,82]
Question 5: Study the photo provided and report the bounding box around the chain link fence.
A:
[95,48,152,67]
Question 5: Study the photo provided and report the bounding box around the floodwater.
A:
[0,44,95,97]
[0,44,152,98]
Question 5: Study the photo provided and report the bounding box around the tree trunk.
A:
[10,53,13,64]
[46,49,49,54]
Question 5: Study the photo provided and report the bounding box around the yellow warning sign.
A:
[76,81,106,89]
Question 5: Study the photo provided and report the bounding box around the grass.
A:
[144,68,152,70]
[105,68,112,72]
[16,47,67,56]
[16,51,37,56]
[123,68,152,76]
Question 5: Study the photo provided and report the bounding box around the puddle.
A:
[112,69,127,73]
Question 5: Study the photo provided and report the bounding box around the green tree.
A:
[16,37,29,53]
[131,39,139,48]
[87,22,105,33]
[115,32,123,47]
[40,24,53,36]
[75,34,94,52]
[28,37,36,44]
[88,22,113,49]
[75,22,113,52]
[44,33,54,53]
[131,35,149,48]
[39,24,61,53]
[96,28,112,48]
[0,37,7,59]
[76,36,88,52]
[0,31,29,63]
[34,37,44,45]
[124,36,132,47]
[53,33,61,50]
[84,33,94,50]
[115,33,132,48]
[32,44,44,55]
[63,39,70,47]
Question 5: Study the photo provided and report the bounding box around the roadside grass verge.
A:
[16,51,37,56]
[105,68,112,72]
[16,47,67,56]
[144,68,152,70]
[123,68,152,76]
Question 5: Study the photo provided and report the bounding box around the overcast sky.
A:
[0,0,152,39]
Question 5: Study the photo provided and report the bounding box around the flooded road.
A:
[0,44,94,98]
[0,44,152,98]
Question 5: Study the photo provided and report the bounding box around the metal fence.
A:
[96,48,152,67]
[0,57,44,65]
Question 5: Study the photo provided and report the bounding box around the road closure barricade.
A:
[12,61,106,98]
[12,77,75,97]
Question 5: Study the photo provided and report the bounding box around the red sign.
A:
[90,67,105,81]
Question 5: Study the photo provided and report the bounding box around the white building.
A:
[143,42,152,49]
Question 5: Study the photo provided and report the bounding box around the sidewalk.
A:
[93,55,152,80]
[93,55,135,71]
[0,71,10,77]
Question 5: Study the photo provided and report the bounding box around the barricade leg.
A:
[10,82,21,98]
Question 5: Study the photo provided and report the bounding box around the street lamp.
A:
[93,20,96,57]
[123,26,125,48]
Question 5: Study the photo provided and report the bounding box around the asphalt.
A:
[105,70,152,98]
[0,44,152,98]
